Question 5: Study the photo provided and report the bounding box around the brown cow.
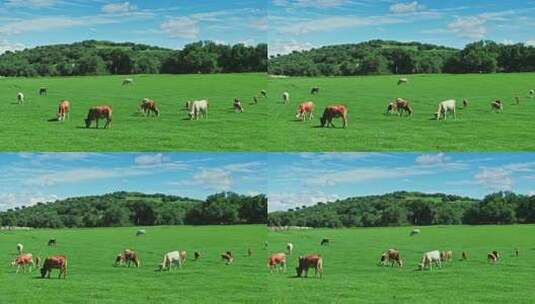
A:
[394,98,413,116]
[296,254,323,278]
[40,256,67,279]
[122,249,140,267]
[140,98,159,117]
[440,250,453,262]
[385,102,397,115]
[379,249,403,267]
[85,105,112,128]
[11,253,38,273]
[296,101,314,121]
[221,251,234,265]
[320,105,348,128]
[57,100,70,121]
[267,253,286,273]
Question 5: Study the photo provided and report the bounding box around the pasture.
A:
[0,73,266,151]
[267,73,535,151]
[268,225,535,304]
[0,225,265,304]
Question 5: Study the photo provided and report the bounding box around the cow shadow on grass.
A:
[47,118,59,122]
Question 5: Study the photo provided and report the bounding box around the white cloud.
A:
[268,191,339,211]
[250,17,268,31]
[5,0,57,8]
[0,16,120,35]
[193,168,232,191]
[102,2,137,14]
[26,167,147,187]
[278,15,407,35]
[526,40,535,46]
[134,153,168,167]
[415,153,447,166]
[269,40,315,55]
[0,192,58,210]
[448,16,487,39]
[160,16,200,39]
[273,0,350,8]
[474,168,513,191]
[0,40,24,54]
[389,1,425,14]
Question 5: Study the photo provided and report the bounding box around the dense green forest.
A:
[0,40,267,77]
[268,191,535,228]
[0,191,267,228]
[269,40,535,76]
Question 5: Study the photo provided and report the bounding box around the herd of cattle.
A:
[13,79,268,129]
[286,78,535,128]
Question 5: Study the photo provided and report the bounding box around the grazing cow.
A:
[385,102,397,115]
[16,243,23,254]
[85,105,112,128]
[221,251,234,265]
[48,239,56,246]
[39,87,47,96]
[310,87,320,95]
[261,90,267,98]
[139,98,159,117]
[233,98,244,113]
[435,99,456,120]
[320,105,348,128]
[295,101,314,121]
[185,100,208,120]
[394,98,413,116]
[115,254,125,266]
[122,78,133,85]
[267,253,286,273]
[296,254,323,278]
[461,251,468,261]
[11,253,37,273]
[57,100,70,121]
[440,250,453,262]
[410,229,420,236]
[488,252,499,263]
[462,99,468,108]
[17,92,24,104]
[282,92,290,104]
[418,250,441,271]
[379,249,403,267]
[194,251,201,261]
[40,256,67,279]
[136,229,145,236]
[320,238,330,246]
[286,243,294,255]
[159,251,187,271]
[398,78,409,85]
[121,249,140,267]
[491,100,503,112]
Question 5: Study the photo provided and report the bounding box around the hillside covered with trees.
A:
[0,191,267,228]
[268,191,535,228]
[269,40,535,76]
[0,40,267,77]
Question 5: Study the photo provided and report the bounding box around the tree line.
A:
[268,191,535,228]
[0,191,267,228]
[0,40,267,77]
[269,40,535,76]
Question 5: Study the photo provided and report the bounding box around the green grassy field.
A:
[268,225,535,304]
[0,225,265,304]
[0,73,266,151]
[267,73,535,151]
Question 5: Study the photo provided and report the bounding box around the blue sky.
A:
[0,153,267,210]
[0,0,267,53]
[267,153,535,211]
[269,0,535,55]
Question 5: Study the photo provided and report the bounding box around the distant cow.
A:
[194,251,201,261]
[488,252,499,263]
[16,243,23,254]
[310,87,320,95]
[410,229,420,236]
[57,100,70,121]
[159,250,187,271]
[491,100,503,112]
[394,98,413,116]
[529,89,534,97]
[398,78,409,85]
[296,254,323,278]
[12,253,37,273]
[379,249,403,267]
[295,101,314,121]
[122,78,133,85]
[140,98,159,117]
[233,98,244,113]
[221,251,234,265]
[461,251,468,261]
[267,253,287,273]
[48,239,56,246]
[286,243,294,255]
[462,99,468,108]
[260,90,267,98]
[435,99,456,120]
[136,229,145,236]
[282,92,290,104]
[39,87,47,96]
[320,238,330,246]
[85,105,112,128]
[185,100,208,120]
[440,250,453,262]
[17,92,24,104]
[41,256,67,279]
[418,250,441,271]
[320,105,348,128]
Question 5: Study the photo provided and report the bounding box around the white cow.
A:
[159,250,187,271]
[136,229,146,236]
[16,243,23,254]
[286,243,294,255]
[418,250,442,270]
[282,92,290,104]
[398,78,409,85]
[435,99,456,120]
[17,92,24,104]
[186,100,208,120]
[122,78,133,85]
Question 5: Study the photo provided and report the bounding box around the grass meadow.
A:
[268,225,535,304]
[267,73,535,151]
